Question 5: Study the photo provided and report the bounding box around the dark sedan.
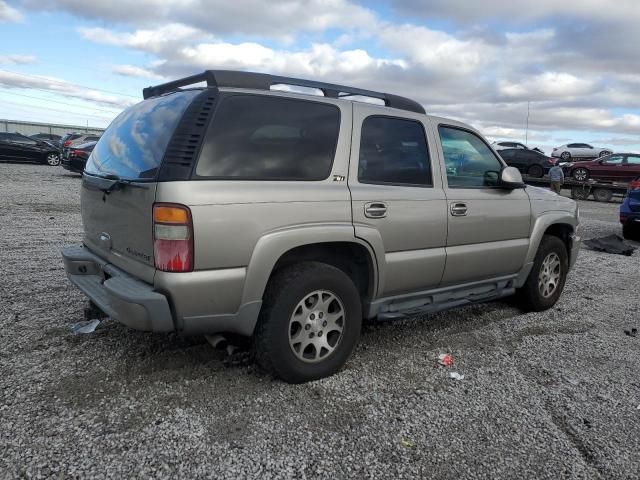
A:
[0,132,61,166]
[498,147,556,178]
[564,153,640,182]
[61,141,96,173]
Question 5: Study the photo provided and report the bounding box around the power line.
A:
[0,89,124,114]
[2,99,116,121]
[0,69,141,99]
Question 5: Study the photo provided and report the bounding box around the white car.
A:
[552,143,612,162]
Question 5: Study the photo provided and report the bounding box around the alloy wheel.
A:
[538,252,561,298]
[46,153,60,166]
[288,290,345,363]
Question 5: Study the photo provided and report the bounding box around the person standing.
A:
[549,164,564,194]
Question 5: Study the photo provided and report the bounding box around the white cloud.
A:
[0,0,22,22]
[112,64,164,80]
[29,0,377,40]
[0,70,134,108]
[500,73,599,100]
[0,54,36,65]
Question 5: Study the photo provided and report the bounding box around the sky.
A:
[1,0,639,154]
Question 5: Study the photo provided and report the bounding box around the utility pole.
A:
[525,101,530,146]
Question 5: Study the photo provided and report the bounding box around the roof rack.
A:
[142,70,425,114]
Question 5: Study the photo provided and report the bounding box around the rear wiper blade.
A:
[83,173,150,194]
[102,177,150,194]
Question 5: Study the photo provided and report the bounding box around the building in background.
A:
[1,119,104,137]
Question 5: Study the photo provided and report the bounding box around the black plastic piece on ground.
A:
[143,70,426,114]
[84,301,107,321]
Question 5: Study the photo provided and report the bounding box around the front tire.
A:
[623,222,640,241]
[573,168,590,182]
[517,235,568,312]
[254,262,362,383]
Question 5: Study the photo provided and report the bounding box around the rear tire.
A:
[45,153,60,166]
[517,235,568,312]
[561,151,571,161]
[599,150,611,158]
[592,188,613,202]
[528,164,544,178]
[254,262,362,383]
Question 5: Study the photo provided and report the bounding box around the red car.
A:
[565,153,640,182]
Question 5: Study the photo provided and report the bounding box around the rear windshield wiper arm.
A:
[83,173,150,194]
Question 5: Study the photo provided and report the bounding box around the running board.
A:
[370,277,516,321]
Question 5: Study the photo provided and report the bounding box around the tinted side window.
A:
[196,95,340,180]
[626,156,640,165]
[358,116,431,186]
[567,143,579,148]
[604,155,624,165]
[438,126,504,188]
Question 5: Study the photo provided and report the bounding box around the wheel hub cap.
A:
[538,253,561,298]
[288,290,345,363]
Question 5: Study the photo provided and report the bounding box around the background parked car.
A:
[0,132,61,166]
[59,133,83,149]
[61,141,96,173]
[620,176,640,240]
[498,147,556,178]
[62,134,101,160]
[31,133,62,143]
[552,143,612,162]
[492,141,545,154]
[564,153,640,182]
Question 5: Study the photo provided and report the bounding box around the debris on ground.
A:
[71,319,100,334]
[400,437,415,449]
[449,372,465,381]
[438,353,454,367]
[583,234,637,256]
[624,328,638,337]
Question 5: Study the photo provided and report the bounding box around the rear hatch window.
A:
[85,90,199,180]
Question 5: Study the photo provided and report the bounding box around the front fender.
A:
[515,212,579,287]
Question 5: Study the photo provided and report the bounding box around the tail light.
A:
[63,140,73,147]
[69,149,81,157]
[629,179,640,191]
[153,203,193,272]
[548,157,557,165]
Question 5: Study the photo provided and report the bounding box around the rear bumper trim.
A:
[62,245,174,332]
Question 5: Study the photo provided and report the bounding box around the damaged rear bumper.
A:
[61,245,174,332]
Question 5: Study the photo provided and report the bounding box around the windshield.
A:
[85,90,199,180]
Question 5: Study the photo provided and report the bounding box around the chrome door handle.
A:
[364,202,388,218]
[450,202,468,216]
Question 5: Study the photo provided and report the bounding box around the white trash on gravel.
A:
[71,319,100,334]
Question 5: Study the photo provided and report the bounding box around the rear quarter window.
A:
[195,95,340,180]
[85,90,199,180]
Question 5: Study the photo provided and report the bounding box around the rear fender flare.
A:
[240,224,380,305]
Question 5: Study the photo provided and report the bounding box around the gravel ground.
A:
[1,162,639,479]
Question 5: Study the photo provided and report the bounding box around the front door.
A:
[349,104,448,297]
[432,121,532,285]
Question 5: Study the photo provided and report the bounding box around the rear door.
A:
[349,104,447,296]
[432,121,531,286]
[82,89,200,282]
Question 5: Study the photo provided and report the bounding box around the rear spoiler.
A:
[143,70,426,114]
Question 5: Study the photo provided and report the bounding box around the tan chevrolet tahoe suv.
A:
[62,70,581,383]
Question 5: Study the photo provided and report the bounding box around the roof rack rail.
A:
[143,70,425,114]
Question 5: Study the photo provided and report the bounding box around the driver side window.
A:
[604,155,624,165]
[438,126,504,188]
